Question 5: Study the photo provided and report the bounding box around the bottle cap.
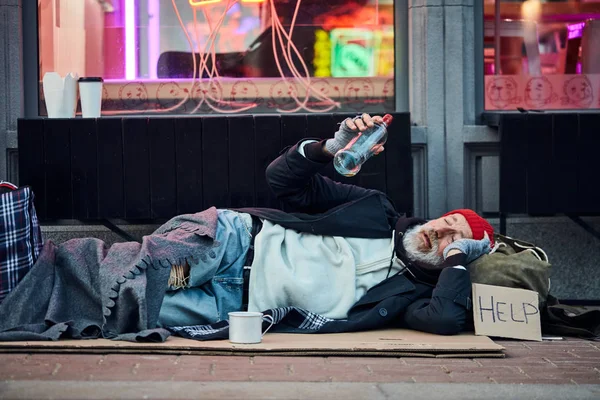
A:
[383,114,393,126]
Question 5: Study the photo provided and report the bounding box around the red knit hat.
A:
[443,209,494,247]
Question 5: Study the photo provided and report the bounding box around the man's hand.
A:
[324,113,384,156]
[443,232,492,264]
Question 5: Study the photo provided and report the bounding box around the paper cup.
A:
[78,77,104,118]
[228,312,274,344]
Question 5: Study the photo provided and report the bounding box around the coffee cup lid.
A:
[78,77,104,82]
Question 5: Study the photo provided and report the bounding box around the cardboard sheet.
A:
[0,329,505,358]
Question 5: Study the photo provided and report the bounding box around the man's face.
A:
[402,213,473,265]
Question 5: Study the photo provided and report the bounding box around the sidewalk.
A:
[1,338,599,399]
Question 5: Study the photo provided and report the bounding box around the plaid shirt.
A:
[169,306,334,340]
[0,186,43,303]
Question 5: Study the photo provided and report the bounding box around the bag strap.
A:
[0,180,17,194]
[494,233,549,262]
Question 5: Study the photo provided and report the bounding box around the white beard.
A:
[402,225,444,266]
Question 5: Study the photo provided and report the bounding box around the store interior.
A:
[36,0,600,112]
[38,0,395,81]
[483,0,600,75]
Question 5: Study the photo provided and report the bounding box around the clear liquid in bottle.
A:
[333,114,393,177]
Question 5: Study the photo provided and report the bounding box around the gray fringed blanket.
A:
[0,208,219,342]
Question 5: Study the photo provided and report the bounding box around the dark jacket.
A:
[239,142,473,335]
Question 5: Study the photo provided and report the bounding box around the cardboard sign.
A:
[472,283,542,341]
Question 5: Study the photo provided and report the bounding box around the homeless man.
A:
[159,113,494,335]
[0,114,494,342]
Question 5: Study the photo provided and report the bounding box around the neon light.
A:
[241,0,266,3]
[330,28,375,77]
[189,0,222,6]
[313,29,331,77]
[148,0,159,79]
[567,22,586,40]
[125,0,136,80]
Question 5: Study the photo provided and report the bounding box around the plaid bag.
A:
[0,184,43,303]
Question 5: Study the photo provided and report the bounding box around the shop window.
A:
[37,0,397,115]
[484,0,600,110]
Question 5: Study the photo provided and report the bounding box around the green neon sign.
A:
[330,29,375,77]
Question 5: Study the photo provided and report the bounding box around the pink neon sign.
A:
[567,22,586,40]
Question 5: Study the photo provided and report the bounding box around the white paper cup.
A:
[78,77,104,118]
[228,311,274,344]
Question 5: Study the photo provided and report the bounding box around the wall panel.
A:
[17,113,413,221]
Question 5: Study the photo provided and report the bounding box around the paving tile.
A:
[0,361,56,380]
[562,351,600,359]
[448,373,494,383]
[49,356,154,382]
[530,344,597,351]
[523,371,600,382]
[401,357,479,366]
[444,365,522,374]
[253,356,327,365]
[2,354,104,380]
[326,356,404,365]
[331,374,414,383]
[477,356,552,366]
[104,354,181,364]
[362,365,448,381]
[23,354,104,367]
[445,365,528,384]
[0,354,32,379]
[168,355,247,370]
[549,360,600,366]
[162,356,333,382]
[0,354,29,363]
[570,376,600,384]
[490,377,575,384]
[247,360,336,382]
[410,373,454,383]
[170,360,253,382]
[549,364,600,377]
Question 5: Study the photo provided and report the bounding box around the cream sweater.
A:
[247,220,404,319]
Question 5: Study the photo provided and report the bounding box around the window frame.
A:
[24,0,409,116]
[23,0,39,118]
[478,0,600,119]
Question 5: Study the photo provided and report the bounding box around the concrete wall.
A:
[0,0,22,183]
[409,0,499,218]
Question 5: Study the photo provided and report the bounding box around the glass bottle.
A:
[333,114,393,177]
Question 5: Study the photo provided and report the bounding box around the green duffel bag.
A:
[468,233,551,308]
